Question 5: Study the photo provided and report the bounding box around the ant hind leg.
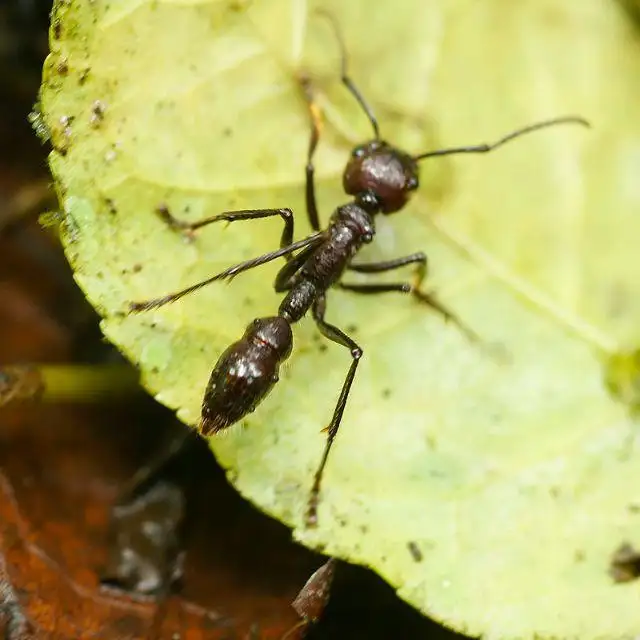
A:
[343,252,481,343]
[306,295,363,527]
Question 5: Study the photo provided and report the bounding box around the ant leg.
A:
[339,282,480,342]
[348,252,426,274]
[157,205,295,251]
[306,295,363,527]
[300,78,322,231]
[274,240,319,292]
[317,11,380,139]
[343,252,481,342]
[129,232,324,312]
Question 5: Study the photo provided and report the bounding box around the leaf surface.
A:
[41,0,640,637]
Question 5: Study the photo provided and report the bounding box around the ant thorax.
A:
[331,203,375,244]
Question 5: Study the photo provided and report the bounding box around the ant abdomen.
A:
[200,316,293,435]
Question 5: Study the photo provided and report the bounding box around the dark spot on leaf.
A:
[318,344,328,353]
[223,127,233,137]
[609,542,640,582]
[132,264,143,273]
[90,100,107,126]
[346,324,358,333]
[57,59,69,75]
[381,388,391,399]
[228,0,250,13]
[79,68,90,85]
[603,348,640,415]
[407,541,423,562]
[103,198,117,215]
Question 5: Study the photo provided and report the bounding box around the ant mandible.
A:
[130,16,589,527]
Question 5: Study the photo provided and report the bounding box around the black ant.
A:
[129,18,589,527]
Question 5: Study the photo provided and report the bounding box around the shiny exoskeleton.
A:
[201,316,293,433]
[129,17,589,527]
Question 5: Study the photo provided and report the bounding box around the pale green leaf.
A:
[40,0,640,637]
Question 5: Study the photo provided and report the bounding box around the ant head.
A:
[343,140,419,214]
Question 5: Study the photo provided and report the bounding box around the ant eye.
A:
[407,176,419,190]
[352,145,366,158]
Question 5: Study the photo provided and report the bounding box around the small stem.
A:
[0,364,140,406]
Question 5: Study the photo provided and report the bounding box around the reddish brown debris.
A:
[292,558,337,625]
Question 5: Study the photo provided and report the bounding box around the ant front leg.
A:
[343,252,481,343]
[156,204,295,252]
[306,295,363,527]
[300,77,323,232]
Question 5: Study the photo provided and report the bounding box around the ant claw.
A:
[155,204,197,242]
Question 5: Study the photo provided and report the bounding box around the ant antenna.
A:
[413,116,590,161]
[316,10,380,140]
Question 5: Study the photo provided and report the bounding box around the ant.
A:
[129,17,589,527]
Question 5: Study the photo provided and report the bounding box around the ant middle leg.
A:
[343,252,481,342]
[157,204,295,251]
[306,295,363,527]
